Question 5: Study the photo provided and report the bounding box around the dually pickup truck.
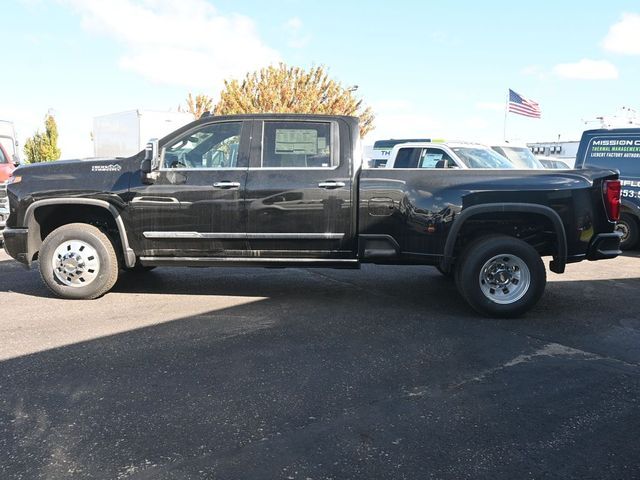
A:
[3,114,622,317]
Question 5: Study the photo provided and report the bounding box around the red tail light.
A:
[603,179,621,222]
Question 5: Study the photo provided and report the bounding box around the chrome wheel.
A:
[51,240,101,287]
[478,254,531,305]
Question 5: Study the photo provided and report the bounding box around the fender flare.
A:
[441,203,568,274]
[24,198,136,268]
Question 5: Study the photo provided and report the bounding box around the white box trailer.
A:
[0,120,20,163]
[93,110,193,158]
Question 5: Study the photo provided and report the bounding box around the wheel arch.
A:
[441,203,567,274]
[24,198,136,268]
[621,199,640,219]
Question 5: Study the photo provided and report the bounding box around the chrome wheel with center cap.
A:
[51,240,101,287]
[40,223,119,300]
[478,254,531,305]
[455,234,546,318]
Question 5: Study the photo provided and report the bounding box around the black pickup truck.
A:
[3,114,622,317]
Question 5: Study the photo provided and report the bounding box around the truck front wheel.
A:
[39,223,119,300]
[456,235,546,318]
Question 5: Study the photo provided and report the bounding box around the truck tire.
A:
[455,235,546,318]
[39,223,119,300]
[616,213,639,250]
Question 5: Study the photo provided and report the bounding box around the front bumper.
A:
[586,231,622,261]
[2,227,29,265]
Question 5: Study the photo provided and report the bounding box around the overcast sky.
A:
[3,0,640,158]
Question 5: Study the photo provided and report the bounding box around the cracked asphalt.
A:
[1,250,639,479]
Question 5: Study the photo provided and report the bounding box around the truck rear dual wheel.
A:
[616,213,639,250]
[455,235,546,318]
[39,223,119,300]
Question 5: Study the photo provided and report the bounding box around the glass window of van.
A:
[584,136,640,176]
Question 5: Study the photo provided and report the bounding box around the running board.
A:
[139,256,361,269]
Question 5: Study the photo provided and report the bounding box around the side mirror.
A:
[12,154,20,167]
[141,138,159,183]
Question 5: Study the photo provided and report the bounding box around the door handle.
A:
[213,181,241,189]
[318,181,346,189]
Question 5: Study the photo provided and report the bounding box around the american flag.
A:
[508,89,541,118]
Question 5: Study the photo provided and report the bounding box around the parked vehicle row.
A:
[3,114,622,317]
[368,138,564,170]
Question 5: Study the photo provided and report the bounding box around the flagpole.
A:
[503,89,509,142]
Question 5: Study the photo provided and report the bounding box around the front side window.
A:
[163,122,242,169]
[262,121,334,168]
[0,147,6,164]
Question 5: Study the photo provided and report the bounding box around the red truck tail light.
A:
[603,179,621,222]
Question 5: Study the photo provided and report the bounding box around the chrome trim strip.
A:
[143,231,345,240]
[247,233,344,240]
[140,256,358,264]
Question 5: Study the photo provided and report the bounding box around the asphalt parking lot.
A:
[1,250,639,480]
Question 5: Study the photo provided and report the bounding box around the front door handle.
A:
[318,181,346,189]
[213,181,241,189]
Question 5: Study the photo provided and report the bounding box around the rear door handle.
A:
[318,181,346,189]
[213,181,241,189]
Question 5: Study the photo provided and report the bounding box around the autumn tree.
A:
[180,93,214,120]
[24,113,61,163]
[213,64,374,137]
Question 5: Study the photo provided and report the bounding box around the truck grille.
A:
[0,182,8,227]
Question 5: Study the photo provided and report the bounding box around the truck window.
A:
[163,122,242,169]
[583,135,640,176]
[0,147,6,164]
[418,148,454,168]
[262,121,334,168]
[393,147,422,168]
[452,147,514,169]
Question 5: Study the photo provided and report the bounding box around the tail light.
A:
[603,179,621,222]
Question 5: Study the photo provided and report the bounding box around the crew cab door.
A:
[245,119,354,258]
[129,120,250,257]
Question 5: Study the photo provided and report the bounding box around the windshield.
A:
[498,146,544,169]
[452,147,515,169]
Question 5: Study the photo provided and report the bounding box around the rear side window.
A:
[583,135,640,176]
[262,121,334,168]
[418,148,455,168]
[393,147,422,168]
